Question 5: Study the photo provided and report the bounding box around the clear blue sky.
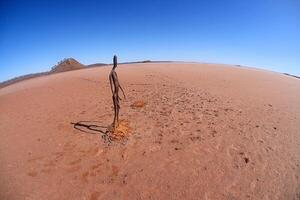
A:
[0,0,299,81]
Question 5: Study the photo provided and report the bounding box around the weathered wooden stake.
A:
[109,55,125,130]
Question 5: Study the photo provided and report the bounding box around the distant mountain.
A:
[0,72,50,89]
[0,58,88,88]
[283,73,300,79]
[0,59,185,89]
[51,58,84,73]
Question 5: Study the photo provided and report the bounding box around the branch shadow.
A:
[71,121,128,144]
[71,121,108,135]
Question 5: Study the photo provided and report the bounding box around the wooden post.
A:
[109,55,125,129]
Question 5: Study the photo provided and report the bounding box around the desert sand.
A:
[1,63,300,200]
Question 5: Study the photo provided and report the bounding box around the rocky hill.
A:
[0,58,85,89]
[50,58,84,73]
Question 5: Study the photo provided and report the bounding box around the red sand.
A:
[1,63,300,199]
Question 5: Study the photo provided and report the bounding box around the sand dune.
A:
[1,63,300,199]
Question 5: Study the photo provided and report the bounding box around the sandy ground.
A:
[1,63,300,200]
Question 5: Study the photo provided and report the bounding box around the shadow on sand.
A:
[71,121,113,143]
[71,121,127,144]
[71,121,108,135]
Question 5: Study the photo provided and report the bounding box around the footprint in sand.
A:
[27,171,38,177]
[27,156,44,163]
[111,165,119,176]
[81,171,90,184]
[227,145,251,168]
[40,168,53,174]
[65,165,81,173]
[69,158,82,165]
[89,192,101,200]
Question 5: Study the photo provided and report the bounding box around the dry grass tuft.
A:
[130,100,146,108]
[110,120,131,141]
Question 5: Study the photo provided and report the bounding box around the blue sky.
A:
[0,0,299,81]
